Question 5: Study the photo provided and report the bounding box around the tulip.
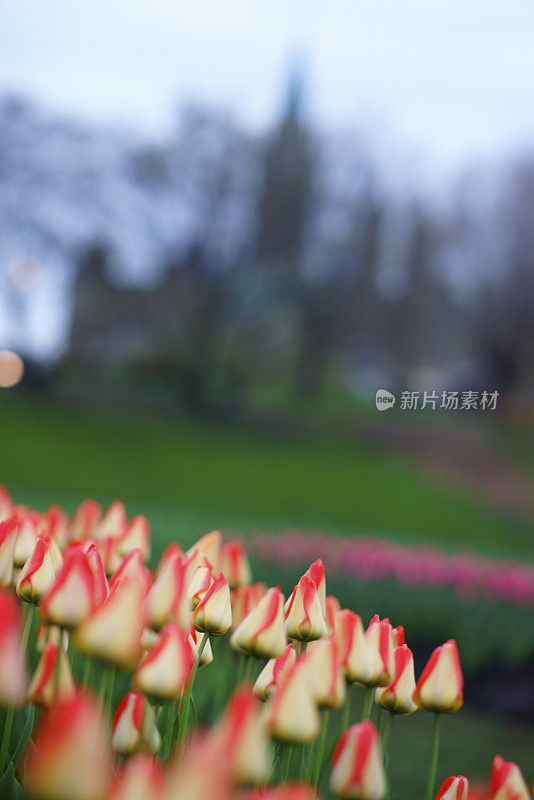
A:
[43,504,69,550]
[335,609,366,684]
[85,544,109,608]
[164,735,234,800]
[264,659,321,743]
[141,627,160,650]
[111,692,161,755]
[375,645,417,715]
[109,549,152,595]
[436,776,469,800]
[488,755,531,800]
[97,535,122,577]
[254,643,297,701]
[105,754,165,800]
[413,639,463,714]
[220,540,252,589]
[305,635,346,709]
[391,625,405,648]
[358,615,394,689]
[74,577,147,669]
[146,551,189,631]
[41,549,98,628]
[285,574,326,642]
[97,499,128,540]
[117,514,150,561]
[0,517,17,587]
[134,623,195,702]
[69,498,102,541]
[231,586,287,659]
[184,549,214,586]
[306,559,326,616]
[241,785,317,800]
[325,594,341,636]
[24,692,112,800]
[155,541,183,575]
[330,721,386,800]
[17,536,56,603]
[0,590,28,706]
[209,686,270,785]
[231,583,266,629]
[188,565,213,609]
[13,513,40,568]
[45,534,64,573]
[28,642,76,707]
[189,626,214,667]
[192,572,232,636]
[36,623,69,653]
[186,530,222,570]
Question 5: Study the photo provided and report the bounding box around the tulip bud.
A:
[17,537,56,603]
[356,615,394,688]
[189,626,214,667]
[13,513,40,568]
[111,692,161,756]
[285,574,326,642]
[141,627,160,651]
[231,583,266,629]
[165,735,234,800]
[109,549,152,596]
[375,645,417,715]
[146,552,189,631]
[305,635,346,709]
[306,559,326,616]
[413,639,463,713]
[155,541,183,575]
[188,565,213,609]
[186,530,222,570]
[45,535,63,574]
[97,499,128,540]
[331,721,386,800]
[43,504,69,550]
[117,514,150,561]
[133,622,195,703]
[24,692,112,800]
[220,541,252,589]
[241,784,317,800]
[106,754,165,800]
[97,535,122,577]
[74,577,146,669]
[325,595,341,636]
[192,572,232,636]
[264,659,321,743]
[436,776,469,800]
[335,609,366,684]
[231,586,287,659]
[0,517,18,587]
[209,686,271,785]
[28,642,76,708]
[85,544,109,608]
[36,623,69,653]
[391,625,405,648]
[488,755,531,800]
[254,643,297,701]
[70,498,102,540]
[0,590,28,706]
[41,550,97,629]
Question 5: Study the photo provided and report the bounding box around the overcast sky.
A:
[2,0,534,174]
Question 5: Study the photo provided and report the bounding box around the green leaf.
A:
[11,706,35,773]
[0,763,25,800]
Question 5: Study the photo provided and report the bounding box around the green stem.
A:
[425,713,441,800]
[82,658,92,691]
[381,711,394,754]
[243,655,256,683]
[341,684,352,732]
[377,706,384,735]
[19,603,35,657]
[98,667,107,706]
[282,743,293,780]
[361,686,374,721]
[106,667,116,719]
[0,706,15,775]
[176,632,208,754]
[312,709,330,788]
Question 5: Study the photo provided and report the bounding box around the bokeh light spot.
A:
[0,351,24,388]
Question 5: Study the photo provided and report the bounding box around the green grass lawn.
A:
[1,392,532,562]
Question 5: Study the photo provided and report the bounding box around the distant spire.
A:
[284,52,308,122]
